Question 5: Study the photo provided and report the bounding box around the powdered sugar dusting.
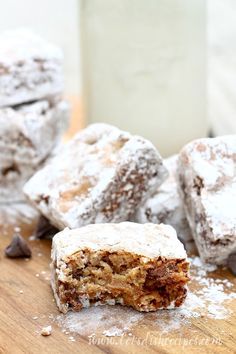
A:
[0,29,62,64]
[191,256,217,272]
[0,29,63,108]
[0,99,69,203]
[0,202,38,225]
[134,155,192,244]
[178,257,236,321]
[55,305,143,337]
[52,223,187,266]
[178,135,236,265]
[24,123,168,229]
[54,256,236,338]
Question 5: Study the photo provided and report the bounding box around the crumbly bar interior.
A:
[54,250,189,312]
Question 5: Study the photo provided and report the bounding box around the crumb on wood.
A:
[41,325,52,336]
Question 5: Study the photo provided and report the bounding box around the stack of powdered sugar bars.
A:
[0,29,69,203]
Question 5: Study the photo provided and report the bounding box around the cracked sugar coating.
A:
[178,135,236,265]
[52,223,187,262]
[51,222,189,313]
[0,99,69,202]
[0,29,63,107]
[24,123,168,229]
[134,155,192,244]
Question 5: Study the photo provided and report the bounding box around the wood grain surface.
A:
[0,100,235,354]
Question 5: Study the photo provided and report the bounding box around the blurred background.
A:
[0,0,81,96]
[0,0,235,156]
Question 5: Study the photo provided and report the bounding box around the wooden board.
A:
[0,209,236,354]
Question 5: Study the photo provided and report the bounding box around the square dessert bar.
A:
[178,136,236,265]
[134,155,192,246]
[0,29,63,107]
[0,99,69,202]
[51,222,189,313]
[24,123,168,229]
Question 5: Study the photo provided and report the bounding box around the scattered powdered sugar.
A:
[55,305,143,337]
[183,257,236,320]
[103,328,125,337]
[190,256,217,272]
[54,256,236,338]
[195,282,236,319]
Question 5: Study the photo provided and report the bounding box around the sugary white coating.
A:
[24,123,168,229]
[0,29,63,107]
[52,222,188,267]
[134,155,192,243]
[178,135,236,265]
[0,99,69,202]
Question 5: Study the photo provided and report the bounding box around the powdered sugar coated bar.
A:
[24,123,168,228]
[0,29,63,107]
[134,155,192,244]
[0,99,69,202]
[51,222,189,313]
[178,136,236,265]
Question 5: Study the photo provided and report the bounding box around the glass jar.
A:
[80,0,206,156]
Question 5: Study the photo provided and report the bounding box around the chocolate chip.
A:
[227,252,236,275]
[5,234,32,258]
[34,215,58,239]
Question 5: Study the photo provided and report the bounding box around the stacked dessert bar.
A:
[178,135,236,265]
[134,155,193,247]
[0,29,69,203]
[24,123,168,228]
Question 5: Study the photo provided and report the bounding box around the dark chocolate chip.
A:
[34,215,59,239]
[227,252,236,275]
[5,234,32,258]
